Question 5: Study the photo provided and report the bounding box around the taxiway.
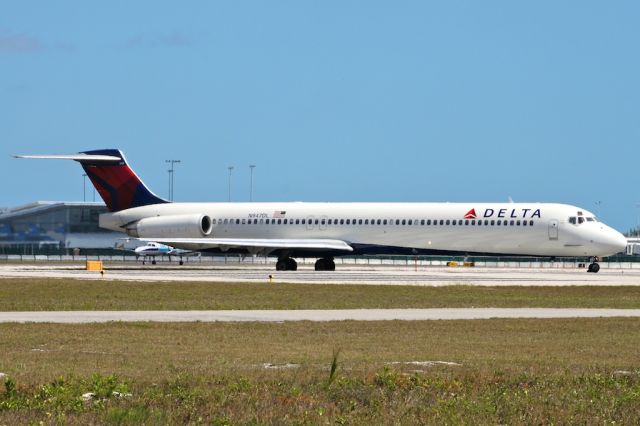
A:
[1,263,639,286]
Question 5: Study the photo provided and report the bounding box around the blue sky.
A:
[1,2,639,232]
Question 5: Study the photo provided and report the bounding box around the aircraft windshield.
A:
[569,216,597,225]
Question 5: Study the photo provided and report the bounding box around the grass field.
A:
[2,278,640,310]
[1,319,640,424]
[2,277,640,423]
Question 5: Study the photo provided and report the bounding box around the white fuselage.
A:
[99,202,627,258]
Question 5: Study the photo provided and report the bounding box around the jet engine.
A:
[125,214,213,238]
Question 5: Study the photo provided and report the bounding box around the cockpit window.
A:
[569,217,576,225]
[586,217,594,222]
[578,217,585,224]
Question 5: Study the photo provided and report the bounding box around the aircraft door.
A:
[548,219,559,240]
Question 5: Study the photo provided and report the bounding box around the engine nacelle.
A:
[125,214,213,238]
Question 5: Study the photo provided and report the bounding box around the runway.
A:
[2,308,640,323]
[1,263,640,286]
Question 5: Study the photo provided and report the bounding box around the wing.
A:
[137,237,353,255]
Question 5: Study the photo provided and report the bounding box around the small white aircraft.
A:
[16,149,628,273]
[117,241,197,265]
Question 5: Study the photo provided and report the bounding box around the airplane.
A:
[115,240,198,265]
[15,149,627,273]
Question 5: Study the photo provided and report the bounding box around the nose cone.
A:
[601,229,627,256]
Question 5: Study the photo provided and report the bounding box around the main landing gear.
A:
[276,257,298,271]
[587,257,600,273]
[315,258,335,271]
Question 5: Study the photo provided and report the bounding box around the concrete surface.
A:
[1,263,639,286]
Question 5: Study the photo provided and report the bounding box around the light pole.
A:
[249,164,256,202]
[165,159,181,201]
[636,202,640,237]
[82,173,87,202]
[228,166,234,202]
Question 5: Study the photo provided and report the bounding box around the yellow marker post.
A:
[86,261,103,271]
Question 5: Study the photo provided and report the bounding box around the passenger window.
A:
[236,219,240,225]
[510,220,514,226]
[496,220,501,225]
[223,219,228,224]
[315,219,319,225]
[478,220,482,226]
[440,220,444,225]
[490,220,495,226]
[302,219,306,225]
[321,219,325,225]
[364,219,369,225]
[516,220,521,226]
[340,219,345,225]
[445,220,450,225]
[377,219,381,225]
[522,221,527,226]
[259,219,264,224]
[283,219,288,224]
[265,219,269,224]
[277,219,282,224]
[452,220,456,226]
[383,219,387,225]
[471,220,475,225]
[408,219,412,225]
[427,220,431,225]
[530,220,534,226]
[295,219,300,224]
[464,220,469,226]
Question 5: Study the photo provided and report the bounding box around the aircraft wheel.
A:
[276,258,297,271]
[152,260,157,265]
[315,258,335,271]
[287,258,298,271]
[276,259,288,271]
[587,263,600,273]
[179,260,184,265]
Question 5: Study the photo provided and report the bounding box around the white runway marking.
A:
[2,308,640,323]
[1,263,640,286]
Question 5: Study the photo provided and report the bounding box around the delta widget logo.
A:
[464,209,477,219]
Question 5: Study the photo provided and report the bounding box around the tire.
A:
[287,258,298,271]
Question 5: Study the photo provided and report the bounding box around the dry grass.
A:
[2,278,640,310]
[1,319,640,424]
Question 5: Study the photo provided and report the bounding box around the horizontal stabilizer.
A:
[14,154,121,162]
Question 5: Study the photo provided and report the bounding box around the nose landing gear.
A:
[587,257,600,273]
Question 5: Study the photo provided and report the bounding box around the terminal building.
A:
[0,201,123,255]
